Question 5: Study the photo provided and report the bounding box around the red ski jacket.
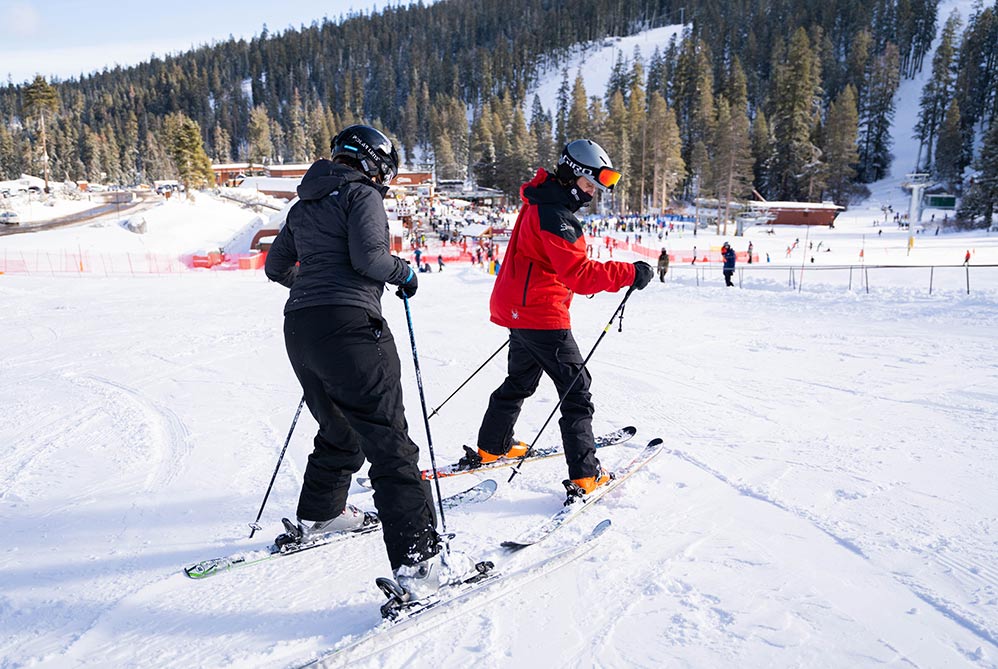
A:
[490,169,636,330]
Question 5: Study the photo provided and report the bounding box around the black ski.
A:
[183,479,498,579]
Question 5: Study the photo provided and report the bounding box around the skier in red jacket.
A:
[462,139,653,495]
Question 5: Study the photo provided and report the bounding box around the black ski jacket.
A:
[265,160,412,316]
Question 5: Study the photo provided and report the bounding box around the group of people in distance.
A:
[264,125,653,602]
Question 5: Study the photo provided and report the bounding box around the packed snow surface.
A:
[1,214,996,667]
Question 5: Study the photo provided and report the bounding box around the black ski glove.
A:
[396,267,418,299]
[632,261,654,290]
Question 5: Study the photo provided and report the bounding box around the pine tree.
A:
[689,139,711,211]
[506,106,534,189]
[530,95,555,170]
[769,28,822,200]
[858,43,901,182]
[627,50,647,212]
[822,85,860,206]
[587,96,609,152]
[915,11,961,171]
[566,71,589,141]
[674,37,715,191]
[934,99,963,190]
[605,90,630,212]
[286,88,309,163]
[445,96,470,179]
[247,105,273,165]
[606,51,630,105]
[647,92,684,212]
[124,116,140,182]
[957,117,998,227]
[0,123,19,179]
[434,134,459,180]
[213,124,232,163]
[954,4,998,172]
[81,127,103,183]
[401,90,420,165]
[269,118,286,164]
[554,68,570,149]
[102,128,123,184]
[306,106,330,161]
[712,95,753,234]
[751,111,774,198]
[163,112,215,190]
[646,47,668,101]
[23,75,59,191]
[471,103,498,188]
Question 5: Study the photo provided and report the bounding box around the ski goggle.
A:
[594,167,622,190]
[579,167,621,191]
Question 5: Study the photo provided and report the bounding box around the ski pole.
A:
[401,294,449,539]
[427,338,509,419]
[507,286,637,484]
[248,396,305,538]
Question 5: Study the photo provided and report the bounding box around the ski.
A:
[501,438,663,551]
[356,426,637,488]
[297,518,612,668]
[183,479,498,579]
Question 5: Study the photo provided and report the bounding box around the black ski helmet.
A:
[331,125,400,184]
[556,139,620,191]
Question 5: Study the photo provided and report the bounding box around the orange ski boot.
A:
[563,467,614,503]
[459,439,530,468]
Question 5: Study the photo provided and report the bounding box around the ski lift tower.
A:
[902,173,933,255]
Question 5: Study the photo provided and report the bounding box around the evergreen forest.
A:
[1,0,996,223]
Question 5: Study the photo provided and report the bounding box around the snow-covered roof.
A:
[238,176,301,192]
[460,222,492,237]
[751,201,843,211]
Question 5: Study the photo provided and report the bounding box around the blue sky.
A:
[0,0,393,84]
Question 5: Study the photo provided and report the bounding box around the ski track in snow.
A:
[665,446,998,650]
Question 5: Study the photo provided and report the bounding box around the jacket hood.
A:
[296,160,388,200]
[520,168,587,212]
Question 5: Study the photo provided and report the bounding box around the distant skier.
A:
[964,249,971,265]
[466,139,653,497]
[747,241,754,264]
[721,241,736,287]
[264,125,451,601]
[437,254,445,271]
[657,248,670,282]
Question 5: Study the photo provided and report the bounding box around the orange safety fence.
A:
[0,249,268,276]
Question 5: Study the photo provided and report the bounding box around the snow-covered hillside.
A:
[529,0,984,221]
[1,252,996,668]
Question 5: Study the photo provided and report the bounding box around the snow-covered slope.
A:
[1,248,996,667]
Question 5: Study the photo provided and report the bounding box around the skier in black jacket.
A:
[265,125,443,597]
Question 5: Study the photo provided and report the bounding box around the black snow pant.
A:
[724,270,735,286]
[477,328,599,480]
[283,306,437,570]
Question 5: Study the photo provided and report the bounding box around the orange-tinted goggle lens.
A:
[597,168,621,189]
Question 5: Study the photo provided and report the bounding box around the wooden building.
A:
[747,200,843,226]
